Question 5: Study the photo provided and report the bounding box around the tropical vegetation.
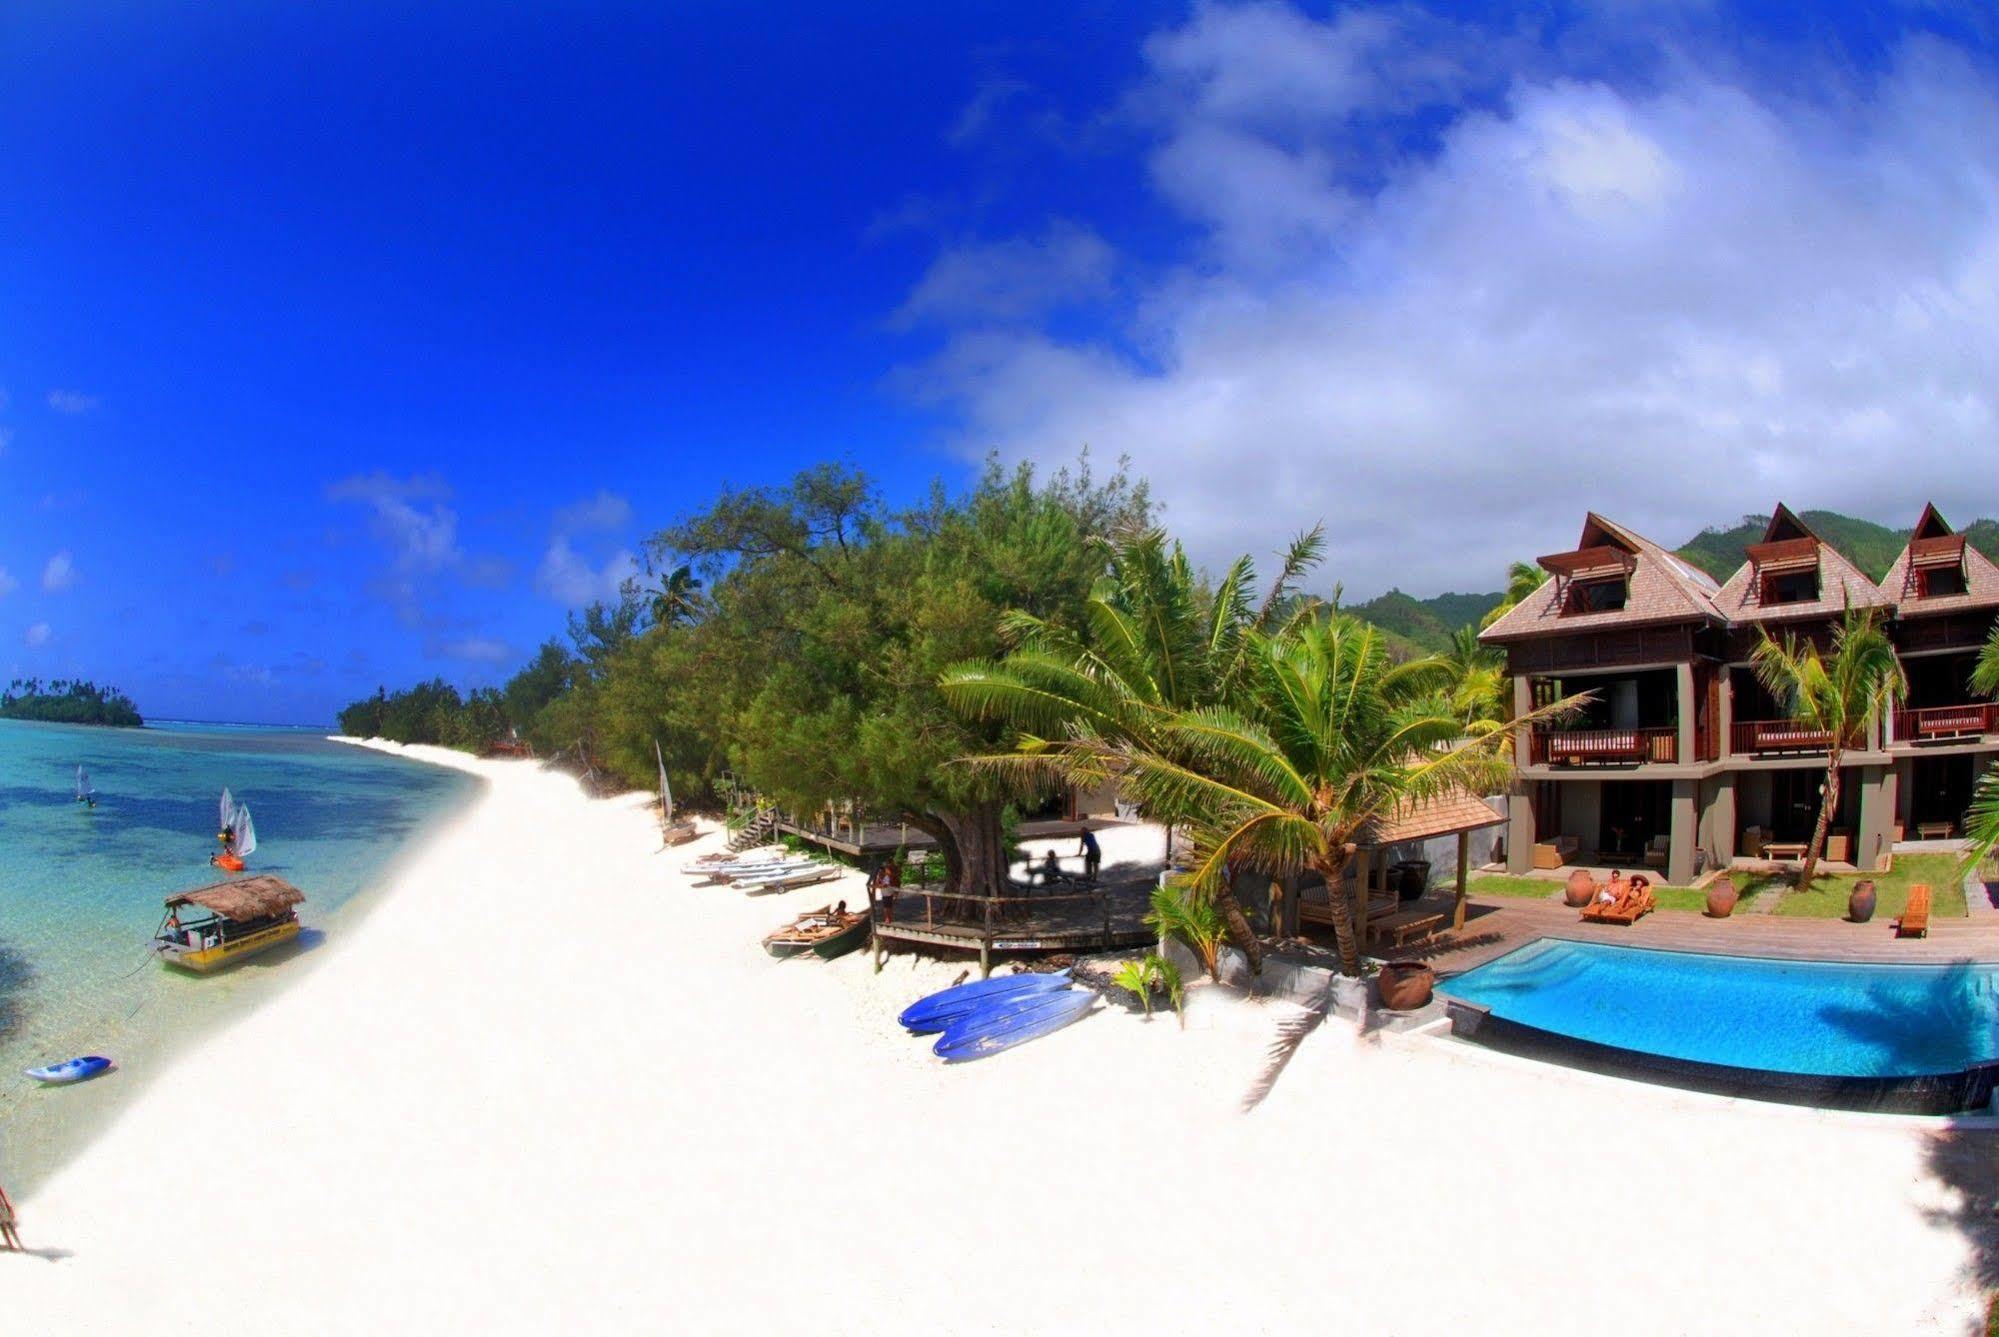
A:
[0,678,143,727]
[1748,604,1906,892]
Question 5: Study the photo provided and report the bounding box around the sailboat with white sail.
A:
[74,764,97,808]
[658,740,698,847]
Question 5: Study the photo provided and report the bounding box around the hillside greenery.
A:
[0,678,144,727]
[1675,509,1999,584]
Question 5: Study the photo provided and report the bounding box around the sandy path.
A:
[8,745,1987,1334]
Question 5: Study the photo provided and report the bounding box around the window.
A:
[1564,577,1627,613]
[1760,569,1818,605]
[1917,566,1967,598]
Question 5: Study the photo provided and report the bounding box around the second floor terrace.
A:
[1525,667,1717,767]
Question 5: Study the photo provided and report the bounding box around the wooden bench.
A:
[1366,909,1444,950]
[1917,822,1956,841]
[1896,884,1931,939]
[1762,841,1808,861]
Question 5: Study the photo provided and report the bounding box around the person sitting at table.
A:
[1039,849,1064,886]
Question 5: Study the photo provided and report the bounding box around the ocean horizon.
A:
[0,719,478,1191]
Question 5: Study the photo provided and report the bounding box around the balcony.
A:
[1891,702,1999,745]
[1530,726,1678,766]
[1731,719,1859,755]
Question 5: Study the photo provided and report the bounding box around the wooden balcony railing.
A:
[1730,719,1859,755]
[1530,726,1678,766]
[1891,702,1999,744]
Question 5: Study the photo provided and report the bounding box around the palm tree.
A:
[1479,560,1550,629]
[943,525,1326,864]
[648,564,704,627]
[1750,604,1906,893]
[1972,616,1999,698]
[985,613,1573,977]
[1440,624,1507,724]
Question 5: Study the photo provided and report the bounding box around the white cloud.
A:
[899,14,1999,595]
[46,389,98,414]
[24,622,50,648]
[41,551,76,591]
[535,537,638,607]
[893,223,1117,329]
[0,568,15,598]
[553,490,633,533]
[438,636,515,664]
[326,473,460,573]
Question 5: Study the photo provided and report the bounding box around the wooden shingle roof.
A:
[1879,504,1999,616]
[1355,789,1505,848]
[1712,504,1892,624]
[1480,513,1724,643]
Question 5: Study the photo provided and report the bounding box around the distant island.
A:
[0,678,145,728]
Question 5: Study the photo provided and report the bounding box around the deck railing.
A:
[1529,726,1677,766]
[1730,719,1859,755]
[1891,702,1999,744]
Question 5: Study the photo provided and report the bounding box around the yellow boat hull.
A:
[159,919,301,973]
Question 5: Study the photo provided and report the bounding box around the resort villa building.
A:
[1482,505,1999,886]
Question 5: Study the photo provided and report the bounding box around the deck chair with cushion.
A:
[1641,834,1669,870]
[1895,884,1931,939]
[1579,876,1656,926]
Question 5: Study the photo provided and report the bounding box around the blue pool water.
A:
[0,719,478,1187]
[1441,940,1999,1079]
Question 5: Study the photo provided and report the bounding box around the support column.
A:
[1708,772,1738,867]
[1512,675,1534,769]
[1676,662,1696,765]
[1506,782,1535,875]
[1453,830,1470,930]
[1717,667,1735,759]
[1667,778,1698,886]
[1857,764,1895,873]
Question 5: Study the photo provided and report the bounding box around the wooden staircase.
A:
[727,806,779,853]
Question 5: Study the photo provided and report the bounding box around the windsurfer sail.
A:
[75,764,97,808]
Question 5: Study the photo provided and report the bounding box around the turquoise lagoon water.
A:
[1442,940,1999,1078]
[0,720,478,1189]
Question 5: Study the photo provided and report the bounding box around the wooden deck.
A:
[779,815,1121,858]
[871,875,1154,968]
[1314,891,1999,981]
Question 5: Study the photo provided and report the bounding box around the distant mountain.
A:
[1343,508,1999,655]
[1346,588,1501,655]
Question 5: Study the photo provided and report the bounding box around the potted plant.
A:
[1705,875,1738,919]
[1377,960,1435,1011]
[1849,879,1877,924]
[1564,868,1596,907]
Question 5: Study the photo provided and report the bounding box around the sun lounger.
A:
[1579,883,1655,926]
[1896,884,1931,939]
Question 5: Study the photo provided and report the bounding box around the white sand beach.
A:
[9,744,1991,1334]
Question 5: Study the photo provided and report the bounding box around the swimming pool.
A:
[1439,940,1999,1113]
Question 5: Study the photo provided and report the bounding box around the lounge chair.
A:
[1896,884,1931,939]
[1641,834,1669,870]
[1579,878,1655,926]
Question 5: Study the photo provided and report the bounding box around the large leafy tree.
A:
[654,458,1149,898]
[973,613,1566,977]
[1750,604,1906,892]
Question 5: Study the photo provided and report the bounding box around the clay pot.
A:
[1849,880,1877,924]
[1564,869,1597,908]
[1705,876,1738,919]
[1377,960,1436,1011]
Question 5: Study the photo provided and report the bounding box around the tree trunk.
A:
[920,802,1010,900]
[1798,753,1841,894]
[1214,866,1262,976]
[1313,852,1362,977]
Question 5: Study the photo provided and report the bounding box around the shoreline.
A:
[0,733,485,1198]
[8,742,1988,1332]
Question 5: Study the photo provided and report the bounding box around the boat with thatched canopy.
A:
[153,874,305,973]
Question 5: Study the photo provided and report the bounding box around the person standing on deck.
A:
[1078,828,1101,882]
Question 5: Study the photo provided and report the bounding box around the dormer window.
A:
[1565,577,1628,613]
[1917,565,1967,598]
[1907,532,1968,600]
[1760,568,1819,605]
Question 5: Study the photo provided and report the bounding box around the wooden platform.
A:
[871,875,1154,967]
[779,816,1120,858]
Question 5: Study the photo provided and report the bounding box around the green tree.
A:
[1750,605,1906,893]
[1440,624,1507,724]
[1479,559,1550,629]
[658,457,1149,899]
[996,614,1563,977]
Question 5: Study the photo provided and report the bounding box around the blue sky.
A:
[4,3,1999,723]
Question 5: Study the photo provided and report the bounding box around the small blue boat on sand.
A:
[934,990,1097,1063]
[25,1055,112,1086]
[899,970,1071,1034]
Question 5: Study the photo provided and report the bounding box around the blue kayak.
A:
[934,989,1097,1063]
[25,1055,111,1085]
[899,970,1071,1034]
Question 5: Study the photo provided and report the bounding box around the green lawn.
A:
[1765,853,1968,919]
[1463,874,1755,914]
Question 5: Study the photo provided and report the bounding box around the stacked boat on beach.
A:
[899,970,1097,1063]
[686,848,838,895]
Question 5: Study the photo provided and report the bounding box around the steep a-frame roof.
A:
[1480,513,1724,643]
[1879,503,1999,616]
[1712,504,1892,624]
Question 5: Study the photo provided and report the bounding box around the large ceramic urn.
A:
[1705,876,1738,919]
